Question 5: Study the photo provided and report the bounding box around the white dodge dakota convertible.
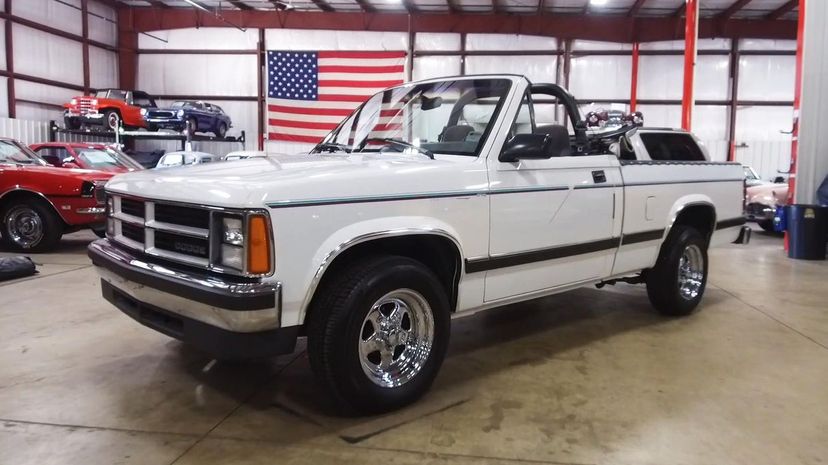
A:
[89,75,750,414]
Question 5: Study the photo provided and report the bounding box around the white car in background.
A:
[90,75,750,414]
[154,151,217,169]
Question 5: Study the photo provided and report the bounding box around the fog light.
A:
[220,244,244,270]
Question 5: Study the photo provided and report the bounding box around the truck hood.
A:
[105,152,483,208]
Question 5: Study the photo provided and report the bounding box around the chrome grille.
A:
[110,194,213,268]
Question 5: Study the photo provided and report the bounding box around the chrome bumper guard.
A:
[88,239,281,332]
[733,226,752,245]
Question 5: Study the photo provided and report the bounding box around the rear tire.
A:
[214,122,227,138]
[64,117,81,130]
[645,225,708,316]
[307,255,450,415]
[1,200,63,252]
[758,219,775,232]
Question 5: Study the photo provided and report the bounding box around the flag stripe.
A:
[317,65,405,74]
[318,51,407,59]
[318,57,407,67]
[318,79,404,88]
[269,133,326,143]
[318,94,374,102]
[269,118,340,131]
[318,72,403,81]
[268,104,400,117]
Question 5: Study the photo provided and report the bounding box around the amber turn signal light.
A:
[247,215,272,274]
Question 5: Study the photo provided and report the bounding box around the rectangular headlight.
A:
[222,216,244,245]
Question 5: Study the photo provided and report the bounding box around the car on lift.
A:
[29,142,144,174]
[0,138,111,251]
[63,89,158,132]
[143,101,232,138]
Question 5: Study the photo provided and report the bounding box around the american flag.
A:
[266,50,407,144]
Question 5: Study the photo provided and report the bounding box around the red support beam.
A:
[0,11,117,52]
[767,0,797,20]
[787,0,805,204]
[719,0,753,20]
[630,42,639,112]
[120,10,798,42]
[4,0,14,118]
[681,0,699,131]
[117,8,138,91]
[81,0,91,94]
[257,28,265,150]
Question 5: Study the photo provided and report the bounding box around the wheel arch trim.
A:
[666,197,717,240]
[0,188,65,220]
[297,227,465,325]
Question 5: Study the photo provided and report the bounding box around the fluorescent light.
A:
[590,0,608,5]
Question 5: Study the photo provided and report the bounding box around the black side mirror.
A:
[499,133,555,163]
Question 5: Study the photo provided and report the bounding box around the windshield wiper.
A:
[357,138,434,159]
[313,142,352,153]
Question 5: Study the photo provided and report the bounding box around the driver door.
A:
[482,88,622,302]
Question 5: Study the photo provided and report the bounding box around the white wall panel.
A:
[0,116,51,145]
[89,47,118,89]
[466,34,556,51]
[739,55,796,101]
[13,0,82,36]
[139,28,259,50]
[465,56,556,84]
[0,77,8,118]
[735,105,794,141]
[137,54,258,96]
[413,56,461,81]
[740,39,796,51]
[16,102,62,126]
[265,29,408,51]
[0,21,5,71]
[637,55,728,100]
[569,55,631,100]
[415,33,461,51]
[15,81,78,107]
[13,25,84,86]
[88,1,118,46]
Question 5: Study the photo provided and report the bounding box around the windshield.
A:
[171,101,187,108]
[743,166,760,181]
[315,78,512,157]
[76,147,143,171]
[0,140,47,166]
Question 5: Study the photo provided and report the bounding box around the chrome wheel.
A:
[6,206,44,249]
[678,244,704,300]
[106,112,120,130]
[358,289,434,388]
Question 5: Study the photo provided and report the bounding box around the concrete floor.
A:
[1,227,827,465]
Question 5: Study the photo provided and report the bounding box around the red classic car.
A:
[0,138,112,251]
[30,142,144,173]
[63,89,157,131]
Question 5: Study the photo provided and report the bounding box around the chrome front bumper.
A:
[88,239,281,332]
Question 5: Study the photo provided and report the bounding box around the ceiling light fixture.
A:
[590,0,608,5]
[182,0,247,32]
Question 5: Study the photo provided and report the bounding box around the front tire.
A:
[186,117,198,135]
[307,255,450,415]
[104,110,121,131]
[645,225,709,316]
[1,200,63,252]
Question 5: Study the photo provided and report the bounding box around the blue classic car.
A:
[142,101,232,137]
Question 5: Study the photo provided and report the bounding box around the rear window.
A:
[640,132,706,161]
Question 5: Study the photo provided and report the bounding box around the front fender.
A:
[290,216,465,326]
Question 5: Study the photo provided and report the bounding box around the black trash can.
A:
[787,204,828,260]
